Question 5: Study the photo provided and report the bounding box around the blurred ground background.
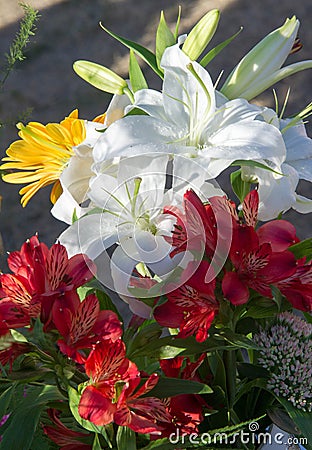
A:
[0,0,311,266]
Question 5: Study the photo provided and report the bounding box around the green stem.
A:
[224,349,237,420]
[123,86,135,104]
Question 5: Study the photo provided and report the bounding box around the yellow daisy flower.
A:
[1,110,87,207]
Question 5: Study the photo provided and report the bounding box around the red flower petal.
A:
[154,300,184,329]
[67,254,96,288]
[257,220,299,252]
[78,385,116,426]
[222,271,250,305]
[242,190,259,227]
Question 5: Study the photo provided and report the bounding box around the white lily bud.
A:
[221,16,308,100]
[182,9,220,61]
[73,60,128,95]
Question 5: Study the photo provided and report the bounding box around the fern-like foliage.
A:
[0,3,40,88]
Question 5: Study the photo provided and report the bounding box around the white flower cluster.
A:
[254,312,312,412]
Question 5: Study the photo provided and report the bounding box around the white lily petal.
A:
[128,88,167,121]
[79,121,105,150]
[288,159,312,183]
[51,184,82,225]
[59,213,118,259]
[282,122,312,181]
[196,156,234,179]
[161,43,216,130]
[88,174,119,209]
[92,115,180,162]
[133,230,172,265]
[122,295,152,318]
[104,90,131,127]
[204,121,286,169]
[210,98,262,130]
[252,164,299,221]
[61,154,93,203]
[109,242,152,317]
[293,194,312,213]
[117,154,168,192]
[110,243,137,296]
[171,155,225,197]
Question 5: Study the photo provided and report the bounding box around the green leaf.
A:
[270,285,283,312]
[0,385,15,419]
[99,23,163,79]
[232,159,284,175]
[213,352,227,399]
[267,407,300,435]
[276,397,312,449]
[0,384,65,450]
[77,285,94,301]
[288,237,312,262]
[125,106,148,117]
[129,49,148,92]
[214,329,260,350]
[95,289,123,323]
[244,304,278,319]
[174,6,182,40]
[230,169,250,203]
[73,60,127,95]
[182,9,220,61]
[0,406,41,450]
[303,312,312,324]
[92,434,102,450]
[244,295,290,319]
[200,27,243,66]
[131,334,234,360]
[235,378,268,403]
[127,322,162,358]
[237,362,270,380]
[10,329,28,342]
[156,11,175,69]
[141,438,175,450]
[116,426,137,450]
[147,376,212,398]
[68,386,113,447]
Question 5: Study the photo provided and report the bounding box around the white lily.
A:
[221,16,312,100]
[92,41,286,180]
[241,108,312,220]
[59,154,225,315]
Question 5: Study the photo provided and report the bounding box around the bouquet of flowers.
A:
[0,7,311,450]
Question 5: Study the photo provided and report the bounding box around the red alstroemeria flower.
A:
[222,191,298,305]
[4,235,96,330]
[36,243,96,330]
[78,340,170,434]
[159,355,207,435]
[43,409,91,450]
[277,263,312,312]
[0,341,30,370]
[0,274,33,333]
[154,261,218,342]
[113,374,170,434]
[165,190,237,263]
[164,189,208,257]
[55,293,122,363]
